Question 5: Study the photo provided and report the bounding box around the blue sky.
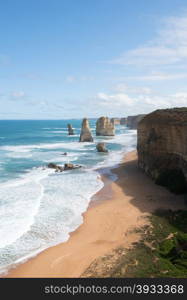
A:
[0,0,187,119]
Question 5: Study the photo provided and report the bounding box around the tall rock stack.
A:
[67,124,74,135]
[79,118,93,142]
[96,117,115,136]
[137,108,187,194]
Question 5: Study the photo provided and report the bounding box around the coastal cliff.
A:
[96,117,115,136]
[127,114,146,129]
[137,108,187,194]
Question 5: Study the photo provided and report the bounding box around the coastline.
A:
[5,150,186,278]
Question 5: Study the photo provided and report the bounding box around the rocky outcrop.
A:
[111,118,120,125]
[48,163,64,172]
[96,142,108,153]
[96,117,115,136]
[79,118,93,142]
[61,152,67,156]
[120,118,127,125]
[64,163,82,170]
[137,108,187,194]
[47,163,81,172]
[127,114,146,129]
[67,124,74,135]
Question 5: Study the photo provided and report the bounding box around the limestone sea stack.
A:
[127,114,146,129]
[137,108,187,194]
[67,124,74,135]
[111,118,120,125]
[120,118,127,125]
[79,118,93,142]
[96,117,115,136]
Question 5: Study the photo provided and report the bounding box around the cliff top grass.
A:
[82,209,187,278]
[139,107,187,125]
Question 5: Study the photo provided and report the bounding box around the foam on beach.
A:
[0,121,137,275]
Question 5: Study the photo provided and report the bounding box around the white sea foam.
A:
[0,167,53,248]
[1,141,95,152]
[0,127,137,275]
[0,168,103,274]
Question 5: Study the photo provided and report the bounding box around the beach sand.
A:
[6,150,186,278]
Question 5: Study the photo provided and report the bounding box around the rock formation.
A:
[61,152,67,156]
[79,118,93,142]
[67,124,74,135]
[47,162,81,172]
[111,118,120,125]
[127,114,146,129]
[64,163,82,170]
[137,108,187,194]
[96,142,108,153]
[47,163,64,172]
[120,118,127,125]
[96,117,115,136]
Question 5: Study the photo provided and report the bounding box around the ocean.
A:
[0,119,137,275]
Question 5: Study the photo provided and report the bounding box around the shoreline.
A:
[5,150,186,278]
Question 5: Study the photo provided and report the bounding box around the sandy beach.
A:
[5,150,186,278]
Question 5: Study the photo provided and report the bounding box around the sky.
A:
[0,0,187,119]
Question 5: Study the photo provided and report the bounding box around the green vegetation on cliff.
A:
[82,209,187,278]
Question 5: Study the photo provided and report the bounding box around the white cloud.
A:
[97,92,135,106]
[114,83,152,94]
[109,13,187,68]
[122,72,187,81]
[11,91,26,99]
[95,90,187,116]
[99,11,187,117]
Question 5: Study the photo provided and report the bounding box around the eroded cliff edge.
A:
[137,108,187,194]
[127,114,146,129]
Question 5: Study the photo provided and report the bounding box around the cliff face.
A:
[79,118,93,142]
[137,108,187,194]
[96,117,115,136]
[127,114,146,129]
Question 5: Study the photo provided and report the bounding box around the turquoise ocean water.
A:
[0,119,137,274]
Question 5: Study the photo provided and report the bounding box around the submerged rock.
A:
[61,152,67,156]
[96,117,115,136]
[79,118,93,142]
[137,108,187,194]
[67,124,74,135]
[96,142,108,153]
